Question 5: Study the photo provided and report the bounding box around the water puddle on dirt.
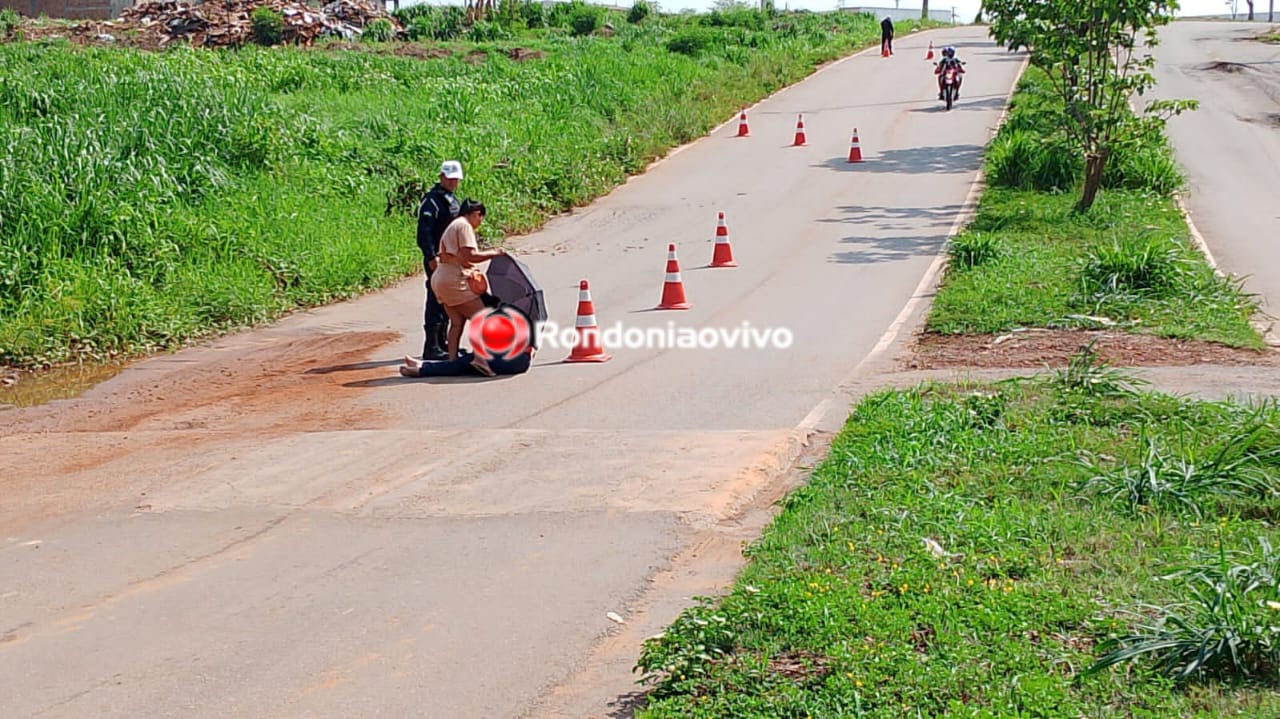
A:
[0,360,131,411]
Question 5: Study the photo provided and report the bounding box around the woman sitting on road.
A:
[399,346,535,378]
[430,199,508,359]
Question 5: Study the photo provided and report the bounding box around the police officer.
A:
[416,160,464,360]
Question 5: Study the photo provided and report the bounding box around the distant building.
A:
[1,0,131,19]
[842,6,956,23]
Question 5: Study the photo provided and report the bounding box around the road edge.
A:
[522,43,1034,719]
[797,50,1032,436]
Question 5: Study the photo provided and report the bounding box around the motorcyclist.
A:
[934,46,966,100]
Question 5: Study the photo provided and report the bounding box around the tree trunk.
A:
[1247,0,1254,19]
[921,0,929,21]
[1078,151,1108,212]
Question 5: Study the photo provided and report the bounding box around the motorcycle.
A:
[940,64,961,111]
[931,60,962,110]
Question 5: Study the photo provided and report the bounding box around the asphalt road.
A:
[1145,21,1280,330]
[0,26,1027,719]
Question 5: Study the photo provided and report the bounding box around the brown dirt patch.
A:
[393,43,453,60]
[903,329,1280,370]
[3,330,400,437]
[464,49,488,63]
[765,650,832,682]
[0,330,401,531]
[507,47,544,61]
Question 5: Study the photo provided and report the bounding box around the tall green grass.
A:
[635,368,1280,717]
[932,66,1263,348]
[986,66,1187,196]
[0,9,928,368]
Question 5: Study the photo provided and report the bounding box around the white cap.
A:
[440,160,464,180]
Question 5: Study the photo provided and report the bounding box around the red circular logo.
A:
[468,306,531,360]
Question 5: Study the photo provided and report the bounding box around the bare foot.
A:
[470,355,496,377]
[399,365,419,377]
[403,355,423,369]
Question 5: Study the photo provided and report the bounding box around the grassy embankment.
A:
[635,364,1280,717]
[928,66,1263,349]
[633,64,1279,718]
[0,6,933,369]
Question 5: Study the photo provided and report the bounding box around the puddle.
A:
[1200,60,1252,73]
[1241,112,1280,127]
[0,360,131,410]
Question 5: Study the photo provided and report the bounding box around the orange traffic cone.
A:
[847,128,863,163]
[710,211,737,268]
[793,114,807,146]
[657,243,691,310]
[564,279,611,363]
[737,108,750,137]
[926,41,934,60]
[882,40,890,57]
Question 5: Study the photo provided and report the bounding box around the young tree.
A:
[984,0,1198,211]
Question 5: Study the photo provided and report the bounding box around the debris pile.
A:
[56,0,403,49]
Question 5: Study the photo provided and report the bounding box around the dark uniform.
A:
[417,182,460,360]
[881,17,894,55]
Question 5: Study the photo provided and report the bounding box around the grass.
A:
[1258,27,1280,43]
[0,8,937,369]
[635,56,1279,715]
[927,66,1264,349]
[634,353,1280,717]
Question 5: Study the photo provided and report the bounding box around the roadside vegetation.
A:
[635,348,1280,717]
[926,65,1264,348]
[934,0,1265,348]
[636,3,1278,717]
[0,4,934,369]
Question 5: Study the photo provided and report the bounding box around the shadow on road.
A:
[827,233,946,264]
[818,143,984,175]
[599,690,650,719]
[986,53,1030,63]
[820,203,962,232]
[909,95,1010,114]
[343,373,515,388]
[931,39,996,49]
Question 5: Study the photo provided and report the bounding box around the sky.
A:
[400,0,1275,24]
[652,0,1270,23]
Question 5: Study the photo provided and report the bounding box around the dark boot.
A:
[422,324,449,361]
[435,323,452,359]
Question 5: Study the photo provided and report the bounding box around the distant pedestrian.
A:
[416,159,464,360]
[881,16,894,55]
